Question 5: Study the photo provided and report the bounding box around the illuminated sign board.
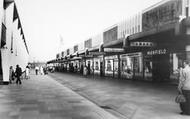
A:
[147,49,167,55]
[104,48,125,53]
[142,0,182,31]
[130,42,155,47]
[89,52,105,55]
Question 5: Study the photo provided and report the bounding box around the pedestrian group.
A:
[9,64,30,85]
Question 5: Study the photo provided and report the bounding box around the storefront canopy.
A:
[103,38,123,48]
[128,22,177,41]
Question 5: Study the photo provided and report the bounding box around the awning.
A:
[181,17,190,27]
[88,47,99,52]
[69,57,82,61]
[103,38,123,48]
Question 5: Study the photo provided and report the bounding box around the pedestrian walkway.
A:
[0,73,118,119]
[49,72,190,119]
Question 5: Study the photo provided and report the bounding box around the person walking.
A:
[25,66,30,79]
[83,65,88,77]
[15,64,22,85]
[178,60,190,115]
[40,66,44,75]
[35,66,39,75]
[9,66,14,84]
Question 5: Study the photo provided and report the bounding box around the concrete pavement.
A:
[0,73,118,119]
[49,72,190,119]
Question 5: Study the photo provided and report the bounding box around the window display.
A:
[105,55,118,77]
[120,53,143,79]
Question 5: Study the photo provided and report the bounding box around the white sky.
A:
[15,0,162,62]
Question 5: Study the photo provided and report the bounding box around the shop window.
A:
[106,60,112,71]
[95,61,99,70]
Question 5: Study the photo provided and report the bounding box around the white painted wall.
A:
[1,2,29,82]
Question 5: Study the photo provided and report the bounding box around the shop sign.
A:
[130,42,155,47]
[142,0,182,31]
[104,48,125,53]
[85,55,93,58]
[79,54,85,57]
[147,49,167,55]
[89,52,105,55]
[105,55,118,59]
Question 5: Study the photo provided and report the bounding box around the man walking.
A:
[35,66,39,75]
[15,64,22,85]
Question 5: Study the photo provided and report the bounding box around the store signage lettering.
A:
[104,48,125,53]
[89,52,105,55]
[105,55,117,59]
[86,55,93,58]
[147,49,167,55]
[130,42,155,47]
[79,54,85,57]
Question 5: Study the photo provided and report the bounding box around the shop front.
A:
[120,52,143,80]
[105,55,119,78]
[144,49,170,81]
[93,56,104,76]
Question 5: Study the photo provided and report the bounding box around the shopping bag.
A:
[175,94,186,103]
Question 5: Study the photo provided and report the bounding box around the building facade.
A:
[48,0,190,82]
[0,0,29,84]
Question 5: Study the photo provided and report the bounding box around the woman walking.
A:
[178,60,190,115]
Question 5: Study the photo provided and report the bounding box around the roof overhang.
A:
[4,0,14,9]
[13,4,19,22]
[88,47,99,52]
[69,57,82,61]
[78,50,85,55]
[103,38,123,48]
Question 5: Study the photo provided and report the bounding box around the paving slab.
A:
[49,72,190,119]
[0,73,118,119]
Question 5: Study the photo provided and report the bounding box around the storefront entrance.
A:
[145,49,170,81]
[105,55,118,78]
[152,54,170,81]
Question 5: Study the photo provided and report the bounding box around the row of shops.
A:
[48,0,190,82]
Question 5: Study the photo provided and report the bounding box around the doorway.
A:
[152,54,170,81]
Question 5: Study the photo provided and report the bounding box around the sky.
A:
[15,0,162,62]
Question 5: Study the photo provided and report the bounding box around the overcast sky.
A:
[15,0,162,62]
